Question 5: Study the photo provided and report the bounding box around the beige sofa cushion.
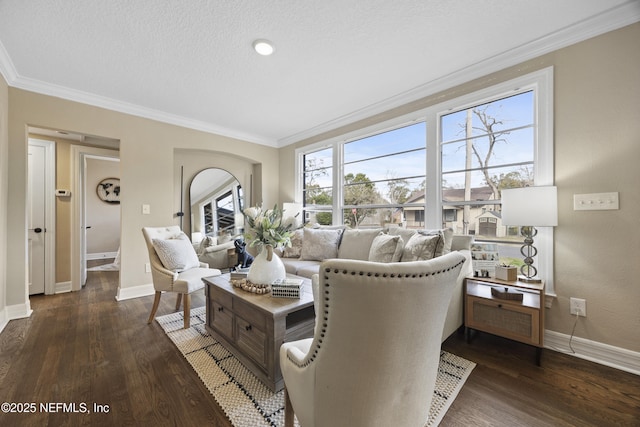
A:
[388,227,416,244]
[337,228,383,260]
[300,228,343,261]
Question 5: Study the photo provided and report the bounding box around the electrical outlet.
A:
[570,297,586,317]
[145,263,151,273]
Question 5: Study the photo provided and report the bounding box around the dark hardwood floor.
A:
[0,265,638,426]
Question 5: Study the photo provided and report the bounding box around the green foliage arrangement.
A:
[243,204,299,249]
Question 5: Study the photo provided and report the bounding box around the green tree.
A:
[386,176,411,204]
[492,167,534,195]
[343,173,378,226]
[304,157,330,205]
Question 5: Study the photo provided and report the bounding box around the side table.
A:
[465,277,545,365]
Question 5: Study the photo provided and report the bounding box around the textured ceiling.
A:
[0,0,638,146]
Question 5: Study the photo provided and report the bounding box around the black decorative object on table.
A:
[234,239,254,268]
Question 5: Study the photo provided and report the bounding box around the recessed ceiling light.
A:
[252,39,275,56]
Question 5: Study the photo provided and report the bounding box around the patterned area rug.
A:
[157,306,475,427]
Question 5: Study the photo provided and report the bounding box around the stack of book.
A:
[230,268,250,280]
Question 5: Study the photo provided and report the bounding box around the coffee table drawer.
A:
[210,301,233,340]
[236,316,267,367]
[234,299,267,330]
[209,286,233,309]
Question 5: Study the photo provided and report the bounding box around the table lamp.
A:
[501,186,557,283]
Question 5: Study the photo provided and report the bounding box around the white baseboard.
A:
[55,281,72,294]
[115,283,155,301]
[0,308,8,335]
[6,302,33,321]
[545,330,640,376]
[0,302,33,334]
[87,251,118,261]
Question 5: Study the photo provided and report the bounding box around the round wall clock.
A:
[96,177,120,204]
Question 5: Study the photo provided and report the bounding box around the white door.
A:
[28,144,46,295]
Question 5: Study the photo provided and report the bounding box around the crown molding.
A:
[0,39,17,83]
[277,1,640,147]
[0,44,277,148]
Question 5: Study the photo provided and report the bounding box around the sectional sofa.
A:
[274,226,473,342]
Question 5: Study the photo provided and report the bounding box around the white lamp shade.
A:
[501,186,558,227]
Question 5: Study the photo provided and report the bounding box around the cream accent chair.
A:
[142,226,221,329]
[280,252,466,427]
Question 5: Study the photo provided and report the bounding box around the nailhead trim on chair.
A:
[286,258,465,368]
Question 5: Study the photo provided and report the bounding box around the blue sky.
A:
[305,90,535,197]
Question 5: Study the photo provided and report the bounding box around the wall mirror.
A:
[189,168,244,242]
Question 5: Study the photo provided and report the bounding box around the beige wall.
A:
[280,23,640,353]
[0,73,8,313]
[6,90,280,307]
[86,157,121,255]
[53,138,72,283]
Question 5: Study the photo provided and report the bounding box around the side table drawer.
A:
[466,296,540,346]
[236,316,267,368]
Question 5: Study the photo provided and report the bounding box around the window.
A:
[301,123,426,227]
[297,68,554,292]
[216,191,235,233]
[440,90,535,265]
[342,123,426,227]
[302,146,334,225]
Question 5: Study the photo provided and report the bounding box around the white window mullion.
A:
[333,142,343,225]
[426,111,440,228]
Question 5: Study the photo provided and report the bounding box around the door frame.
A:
[27,138,56,295]
[70,145,120,292]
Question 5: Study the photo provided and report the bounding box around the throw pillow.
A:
[198,235,217,255]
[368,233,404,263]
[153,232,201,272]
[283,229,304,258]
[338,228,384,260]
[420,228,454,255]
[300,228,343,261]
[401,233,443,262]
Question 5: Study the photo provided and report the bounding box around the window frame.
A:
[295,67,555,293]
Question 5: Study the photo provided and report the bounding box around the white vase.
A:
[247,244,286,285]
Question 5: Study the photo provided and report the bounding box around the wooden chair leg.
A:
[284,386,294,427]
[183,293,191,329]
[175,293,183,310]
[147,291,162,324]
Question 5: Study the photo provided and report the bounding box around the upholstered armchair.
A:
[280,252,466,427]
[142,226,221,329]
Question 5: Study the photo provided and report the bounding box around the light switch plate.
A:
[142,204,151,214]
[573,192,619,211]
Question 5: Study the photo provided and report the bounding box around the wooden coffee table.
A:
[203,273,315,391]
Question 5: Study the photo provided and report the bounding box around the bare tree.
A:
[469,105,511,200]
